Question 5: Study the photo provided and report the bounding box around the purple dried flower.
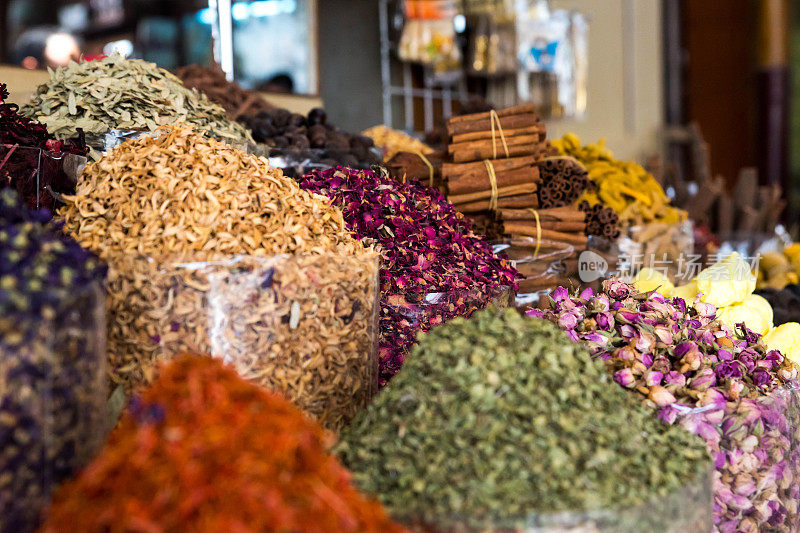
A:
[689,368,716,391]
[300,167,519,385]
[613,368,635,388]
[557,312,579,331]
[604,279,631,300]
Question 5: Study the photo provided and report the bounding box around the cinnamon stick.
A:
[451,124,545,144]
[447,166,539,196]
[502,223,589,246]
[448,183,538,205]
[533,220,587,233]
[449,133,543,155]
[443,155,538,181]
[499,206,585,222]
[456,194,539,213]
[447,105,540,136]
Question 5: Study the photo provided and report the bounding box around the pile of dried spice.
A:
[0,82,87,210]
[174,63,275,119]
[59,125,378,430]
[299,167,519,385]
[21,54,251,146]
[41,354,407,533]
[337,308,711,532]
[0,189,107,533]
[531,281,800,532]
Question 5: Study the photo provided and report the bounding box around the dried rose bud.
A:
[648,385,676,407]
[613,368,636,388]
[689,368,716,391]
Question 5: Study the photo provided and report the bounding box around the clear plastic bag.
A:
[0,143,87,210]
[380,285,512,383]
[661,386,800,532]
[617,221,694,283]
[399,468,713,532]
[86,129,258,157]
[105,253,379,431]
[491,237,574,305]
[0,282,107,533]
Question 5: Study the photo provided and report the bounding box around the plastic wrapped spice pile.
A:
[0,190,107,532]
[21,54,251,146]
[41,355,408,533]
[59,125,379,430]
[0,82,87,210]
[299,167,518,385]
[337,308,711,532]
[531,281,800,532]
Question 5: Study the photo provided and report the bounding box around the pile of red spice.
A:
[41,354,408,533]
[0,82,86,210]
[299,167,519,385]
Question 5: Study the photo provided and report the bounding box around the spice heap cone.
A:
[533,281,800,531]
[41,355,408,533]
[59,125,378,430]
[22,54,252,145]
[299,167,518,385]
[337,308,710,530]
[0,190,107,533]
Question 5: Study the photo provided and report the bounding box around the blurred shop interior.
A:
[1,0,799,231]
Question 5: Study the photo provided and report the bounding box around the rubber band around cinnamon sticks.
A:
[527,208,542,259]
[412,150,435,187]
[489,109,510,160]
[483,159,499,211]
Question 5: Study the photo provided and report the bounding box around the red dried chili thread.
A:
[41,354,408,533]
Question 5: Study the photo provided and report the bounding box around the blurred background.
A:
[1,0,797,225]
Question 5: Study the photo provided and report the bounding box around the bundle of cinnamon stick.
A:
[443,105,555,214]
[537,158,593,208]
[385,150,447,193]
[498,206,589,248]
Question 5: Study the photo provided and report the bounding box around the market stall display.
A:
[174,64,275,119]
[532,280,800,532]
[41,355,407,533]
[58,125,378,430]
[21,55,252,147]
[0,190,107,533]
[0,82,87,210]
[337,308,711,532]
[298,166,518,386]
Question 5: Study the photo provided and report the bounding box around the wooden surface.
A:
[0,65,50,105]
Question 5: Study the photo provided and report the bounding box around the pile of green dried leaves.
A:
[337,308,710,530]
[21,54,251,145]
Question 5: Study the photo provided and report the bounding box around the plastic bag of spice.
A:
[106,253,379,432]
[491,237,575,304]
[0,281,108,533]
[85,128,260,158]
[618,221,694,283]
[401,468,713,533]
[0,144,87,211]
[663,385,800,532]
[380,285,513,380]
